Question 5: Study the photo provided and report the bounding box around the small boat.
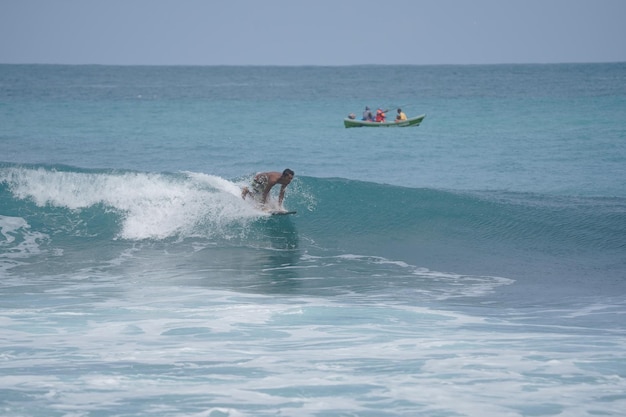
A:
[344,114,426,128]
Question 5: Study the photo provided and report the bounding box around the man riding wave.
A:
[241,168,295,209]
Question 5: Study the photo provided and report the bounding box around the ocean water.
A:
[1,63,625,417]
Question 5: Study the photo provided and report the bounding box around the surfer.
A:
[241,169,295,208]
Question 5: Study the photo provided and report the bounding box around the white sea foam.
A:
[1,167,265,240]
[3,282,624,417]
[301,253,515,300]
[0,215,49,273]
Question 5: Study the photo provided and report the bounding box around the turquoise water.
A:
[1,64,626,416]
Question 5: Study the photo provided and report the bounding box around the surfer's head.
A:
[282,169,294,179]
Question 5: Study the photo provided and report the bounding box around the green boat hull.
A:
[344,114,426,128]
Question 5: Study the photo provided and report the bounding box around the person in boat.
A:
[375,108,388,122]
[395,108,407,122]
[362,106,374,121]
[241,169,295,208]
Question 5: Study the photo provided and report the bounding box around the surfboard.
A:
[269,210,296,216]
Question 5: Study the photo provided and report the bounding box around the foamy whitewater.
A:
[1,64,625,416]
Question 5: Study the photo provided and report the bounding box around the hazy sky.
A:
[1,0,625,66]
